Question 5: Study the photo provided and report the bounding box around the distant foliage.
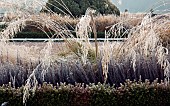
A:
[43,0,120,16]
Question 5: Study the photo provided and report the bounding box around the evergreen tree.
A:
[43,0,120,16]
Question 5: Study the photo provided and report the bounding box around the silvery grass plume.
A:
[101,31,113,83]
[0,0,74,104]
[104,0,170,83]
[47,0,74,17]
[75,7,96,65]
[40,40,53,81]
[20,14,73,106]
[0,0,47,40]
[150,0,170,14]
[23,64,39,104]
[113,12,169,83]
[0,0,170,105]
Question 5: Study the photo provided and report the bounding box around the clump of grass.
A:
[72,7,97,65]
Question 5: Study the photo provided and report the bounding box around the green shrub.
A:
[90,83,118,106]
[14,31,127,39]
[43,0,120,16]
[14,31,107,38]
[14,32,55,38]
[0,84,23,106]
[0,81,170,106]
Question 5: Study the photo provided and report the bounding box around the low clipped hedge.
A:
[14,32,56,38]
[14,32,127,38]
[14,31,127,39]
[0,80,170,106]
[14,31,107,38]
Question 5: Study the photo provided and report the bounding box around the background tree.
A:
[43,0,120,17]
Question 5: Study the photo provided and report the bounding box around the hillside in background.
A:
[43,0,120,16]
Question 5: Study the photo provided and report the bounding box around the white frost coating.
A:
[75,8,95,65]
[0,0,48,13]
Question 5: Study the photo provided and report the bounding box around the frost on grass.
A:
[75,7,96,65]
[0,0,70,104]
[0,0,170,105]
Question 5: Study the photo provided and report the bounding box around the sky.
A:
[112,0,170,13]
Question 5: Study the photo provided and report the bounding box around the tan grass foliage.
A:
[0,42,40,64]
[19,13,144,33]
